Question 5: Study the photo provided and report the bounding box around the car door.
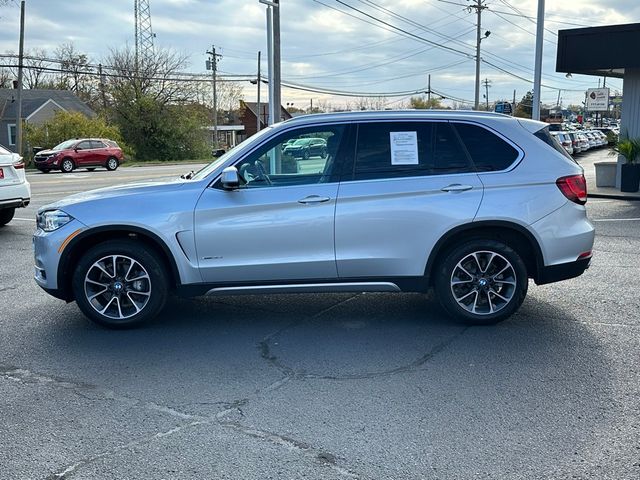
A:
[335,120,484,279]
[194,124,349,283]
[90,140,108,165]
[73,140,93,167]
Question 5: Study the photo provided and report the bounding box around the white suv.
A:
[0,144,30,226]
[33,111,594,328]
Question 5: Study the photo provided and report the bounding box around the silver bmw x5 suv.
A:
[34,111,594,328]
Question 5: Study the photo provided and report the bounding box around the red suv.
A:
[33,138,124,173]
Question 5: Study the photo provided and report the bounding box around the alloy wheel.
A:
[84,255,152,320]
[449,250,517,315]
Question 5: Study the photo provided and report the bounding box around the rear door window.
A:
[353,121,472,180]
[453,123,520,171]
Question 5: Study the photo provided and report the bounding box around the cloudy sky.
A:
[0,0,636,109]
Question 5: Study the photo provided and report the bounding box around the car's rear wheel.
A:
[106,157,119,171]
[72,241,168,328]
[61,158,74,173]
[434,239,528,325]
[0,207,15,226]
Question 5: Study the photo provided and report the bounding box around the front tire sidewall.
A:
[435,239,528,325]
[61,159,74,173]
[72,241,168,328]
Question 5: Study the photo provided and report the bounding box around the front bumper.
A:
[33,219,85,294]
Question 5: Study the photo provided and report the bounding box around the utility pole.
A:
[206,45,222,147]
[427,74,431,103]
[532,0,545,120]
[469,0,488,111]
[15,0,25,156]
[483,78,491,110]
[513,89,516,114]
[256,51,261,133]
[310,98,313,112]
[556,89,561,107]
[98,63,107,109]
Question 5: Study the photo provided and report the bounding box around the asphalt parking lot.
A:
[1,158,639,479]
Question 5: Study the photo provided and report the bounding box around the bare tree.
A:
[6,48,52,88]
[54,42,95,97]
[104,46,193,106]
[0,67,12,88]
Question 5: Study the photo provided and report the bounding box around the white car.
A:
[0,144,30,226]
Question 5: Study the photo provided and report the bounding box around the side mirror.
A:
[220,166,240,190]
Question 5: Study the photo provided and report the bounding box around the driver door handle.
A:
[441,184,473,193]
[298,195,331,204]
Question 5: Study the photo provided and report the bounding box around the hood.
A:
[35,149,60,156]
[40,177,188,212]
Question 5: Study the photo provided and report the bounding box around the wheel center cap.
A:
[478,278,488,287]
[113,281,124,292]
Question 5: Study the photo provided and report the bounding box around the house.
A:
[0,88,96,152]
[240,101,292,138]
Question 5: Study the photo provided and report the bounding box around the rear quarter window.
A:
[453,123,519,171]
[534,126,576,162]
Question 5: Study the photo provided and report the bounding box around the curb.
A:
[588,193,640,201]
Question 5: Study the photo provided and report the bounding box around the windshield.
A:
[191,126,275,181]
[293,139,311,146]
[52,140,77,151]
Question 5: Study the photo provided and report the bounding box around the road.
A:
[1,158,639,479]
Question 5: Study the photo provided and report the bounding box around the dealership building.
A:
[556,23,640,189]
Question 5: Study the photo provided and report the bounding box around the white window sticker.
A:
[390,131,419,165]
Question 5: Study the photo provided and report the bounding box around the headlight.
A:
[37,210,73,232]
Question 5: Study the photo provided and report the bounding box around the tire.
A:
[0,208,15,226]
[86,167,96,172]
[434,239,528,325]
[106,157,119,171]
[61,158,74,173]
[303,149,310,160]
[71,240,169,328]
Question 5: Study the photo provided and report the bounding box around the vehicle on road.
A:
[34,111,594,328]
[0,144,30,226]
[282,137,327,159]
[33,138,124,173]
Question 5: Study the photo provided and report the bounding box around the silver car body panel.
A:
[33,110,594,296]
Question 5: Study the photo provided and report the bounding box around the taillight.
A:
[13,161,24,169]
[556,174,587,205]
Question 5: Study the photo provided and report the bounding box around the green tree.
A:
[514,91,533,118]
[409,95,444,109]
[23,110,128,161]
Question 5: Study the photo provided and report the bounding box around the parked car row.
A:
[551,129,609,156]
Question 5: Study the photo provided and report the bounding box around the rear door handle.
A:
[441,184,473,193]
[298,195,331,204]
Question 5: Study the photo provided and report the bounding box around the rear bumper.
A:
[0,181,31,208]
[536,257,591,285]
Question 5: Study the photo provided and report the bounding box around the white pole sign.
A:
[586,88,610,111]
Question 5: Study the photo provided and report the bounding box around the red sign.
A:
[0,168,4,179]
[577,115,583,124]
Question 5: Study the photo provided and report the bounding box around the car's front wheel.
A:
[61,158,74,173]
[0,207,15,226]
[434,239,528,325]
[72,241,168,328]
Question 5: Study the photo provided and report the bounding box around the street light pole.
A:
[469,0,487,111]
[256,51,261,133]
[259,0,280,126]
[532,0,545,121]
